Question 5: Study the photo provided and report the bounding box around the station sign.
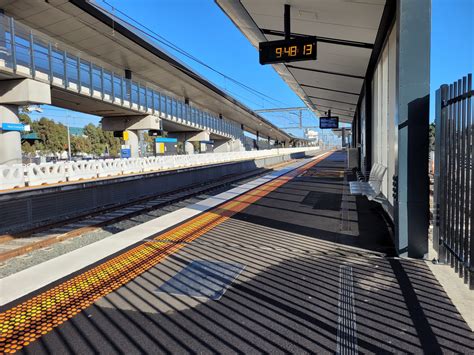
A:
[155,137,177,143]
[319,116,339,129]
[120,145,131,158]
[259,37,317,65]
[1,123,31,132]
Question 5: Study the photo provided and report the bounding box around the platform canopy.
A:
[216,0,387,123]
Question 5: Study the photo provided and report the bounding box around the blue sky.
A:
[31,0,473,134]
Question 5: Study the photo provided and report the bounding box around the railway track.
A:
[0,159,298,271]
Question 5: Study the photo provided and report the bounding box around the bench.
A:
[349,163,387,201]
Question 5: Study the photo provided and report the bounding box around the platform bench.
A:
[349,163,387,201]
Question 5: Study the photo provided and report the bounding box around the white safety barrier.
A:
[0,147,319,189]
[121,158,144,175]
[66,161,99,182]
[26,163,68,186]
[97,159,123,178]
[0,164,25,190]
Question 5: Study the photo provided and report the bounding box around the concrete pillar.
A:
[184,141,194,154]
[167,131,210,155]
[101,115,161,158]
[395,0,431,258]
[0,79,51,165]
[0,105,21,165]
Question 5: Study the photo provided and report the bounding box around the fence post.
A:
[435,85,448,263]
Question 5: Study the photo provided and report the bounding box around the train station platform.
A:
[0,151,473,353]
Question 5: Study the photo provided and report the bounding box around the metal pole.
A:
[284,4,291,41]
[67,113,71,161]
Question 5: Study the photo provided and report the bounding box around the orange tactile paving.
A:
[0,152,331,353]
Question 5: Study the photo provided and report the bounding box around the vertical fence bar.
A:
[77,57,81,93]
[47,43,52,83]
[438,85,448,263]
[137,83,141,108]
[454,80,461,273]
[9,17,16,72]
[100,67,104,100]
[63,50,68,88]
[469,73,474,289]
[151,90,155,115]
[89,62,93,96]
[111,72,115,102]
[120,76,124,105]
[29,30,35,78]
[447,83,454,267]
[460,76,467,280]
[157,92,161,114]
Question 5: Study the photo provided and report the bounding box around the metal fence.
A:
[433,73,473,289]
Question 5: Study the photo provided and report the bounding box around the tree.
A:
[33,117,68,154]
[71,136,92,155]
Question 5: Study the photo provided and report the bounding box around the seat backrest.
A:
[368,163,387,183]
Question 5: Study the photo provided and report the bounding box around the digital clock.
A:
[259,37,317,65]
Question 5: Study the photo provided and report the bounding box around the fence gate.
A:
[433,73,473,289]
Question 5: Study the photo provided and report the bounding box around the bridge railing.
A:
[0,14,243,140]
[0,147,319,190]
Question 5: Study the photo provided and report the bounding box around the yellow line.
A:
[0,152,332,353]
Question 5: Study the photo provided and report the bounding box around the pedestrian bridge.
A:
[0,13,241,140]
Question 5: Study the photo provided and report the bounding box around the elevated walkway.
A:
[0,151,472,353]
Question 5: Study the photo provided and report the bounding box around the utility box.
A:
[155,137,177,155]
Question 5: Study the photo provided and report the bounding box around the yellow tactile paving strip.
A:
[0,152,331,353]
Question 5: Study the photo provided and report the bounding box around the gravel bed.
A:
[0,171,271,278]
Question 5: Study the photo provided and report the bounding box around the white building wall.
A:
[371,24,397,205]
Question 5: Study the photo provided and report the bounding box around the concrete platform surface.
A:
[1,151,473,354]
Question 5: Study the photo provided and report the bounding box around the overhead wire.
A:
[93,0,294,109]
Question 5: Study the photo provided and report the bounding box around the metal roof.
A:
[215,0,388,124]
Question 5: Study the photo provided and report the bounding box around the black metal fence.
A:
[433,73,473,289]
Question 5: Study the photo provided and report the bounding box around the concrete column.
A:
[0,79,51,165]
[184,141,195,154]
[101,115,161,158]
[125,130,139,158]
[0,105,21,165]
[395,0,431,258]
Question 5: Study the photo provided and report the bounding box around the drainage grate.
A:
[156,260,245,300]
